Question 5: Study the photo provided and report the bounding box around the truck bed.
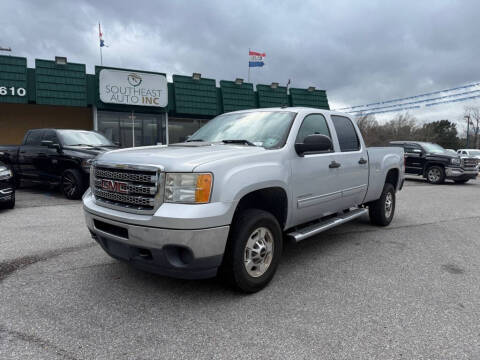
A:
[364,146,404,203]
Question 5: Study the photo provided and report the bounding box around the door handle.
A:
[329,161,341,168]
[358,158,368,164]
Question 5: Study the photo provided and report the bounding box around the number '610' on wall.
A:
[0,86,26,96]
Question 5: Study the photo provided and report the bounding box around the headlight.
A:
[164,173,213,203]
[0,166,13,180]
[450,157,461,166]
[81,159,94,173]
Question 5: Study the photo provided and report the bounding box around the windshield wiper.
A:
[221,139,257,146]
[69,144,103,149]
[186,139,205,142]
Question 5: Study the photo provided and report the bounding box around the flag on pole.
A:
[99,23,105,47]
[249,50,265,67]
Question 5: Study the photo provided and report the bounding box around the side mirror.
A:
[295,134,333,156]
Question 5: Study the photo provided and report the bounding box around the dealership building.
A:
[0,54,330,147]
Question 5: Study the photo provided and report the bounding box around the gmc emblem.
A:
[101,179,129,194]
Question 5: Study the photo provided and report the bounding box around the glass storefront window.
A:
[168,117,210,144]
[97,110,166,148]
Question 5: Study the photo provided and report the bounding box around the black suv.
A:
[389,141,479,184]
[0,160,15,209]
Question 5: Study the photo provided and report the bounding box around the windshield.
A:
[422,143,447,154]
[58,130,114,147]
[468,150,480,156]
[187,111,296,149]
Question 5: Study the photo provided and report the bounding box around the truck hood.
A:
[63,145,118,157]
[95,143,266,171]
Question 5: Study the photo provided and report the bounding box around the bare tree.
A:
[464,106,480,148]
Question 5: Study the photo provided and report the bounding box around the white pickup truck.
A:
[83,107,404,292]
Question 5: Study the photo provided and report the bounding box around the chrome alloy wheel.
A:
[385,191,393,218]
[63,173,77,197]
[244,227,274,278]
[427,168,441,183]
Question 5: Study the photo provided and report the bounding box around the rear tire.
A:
[221,209,283,293]
[61,169,85,200]
[425,165,445,184]
[369,183,395,226]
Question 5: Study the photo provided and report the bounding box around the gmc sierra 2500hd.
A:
[83,108,404,292]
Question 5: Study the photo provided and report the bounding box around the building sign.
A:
[0,86,26,97]
[99,69,168,107]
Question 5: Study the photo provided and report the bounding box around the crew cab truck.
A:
[390,141,479,184]
[0,129,117,199]
[83,108,404,292]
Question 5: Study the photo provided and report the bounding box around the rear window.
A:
[24,130,44,146]
[331,115,360,152]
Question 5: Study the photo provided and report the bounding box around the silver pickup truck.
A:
[83,107,404,292]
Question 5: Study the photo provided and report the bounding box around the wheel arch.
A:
[423,162,445,177]
[231,186,289,230]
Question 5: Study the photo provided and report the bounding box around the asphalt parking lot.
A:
[1,177,479,359]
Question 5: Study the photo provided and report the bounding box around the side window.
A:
[296,114,331,143]
[462,151,468,155]
[331,115,360,152]
[404,144,421,155]
[24,130,44,146]
[42,130,59,144]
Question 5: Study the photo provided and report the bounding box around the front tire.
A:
[61,169,85,200]
[6,192,15,209]
[426,165,445,184]
[221,209,283,293]
[0,192,15,209]
[369,183,395,226]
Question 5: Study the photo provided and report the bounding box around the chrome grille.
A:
[93,188,155,207]
[462,157,478,169]
[92,164,162,213]
[94,168,156,183]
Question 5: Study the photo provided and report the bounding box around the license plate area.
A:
[94,219,128,239]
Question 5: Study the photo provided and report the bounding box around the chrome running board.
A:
[287,208,368,242]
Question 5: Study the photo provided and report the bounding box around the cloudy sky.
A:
[1,0,479,129]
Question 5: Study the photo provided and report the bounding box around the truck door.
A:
[403,143,424,175]
[291,113,344,226]
[330,115,369,209]
[38,129,62,182]
[18,129,45,180]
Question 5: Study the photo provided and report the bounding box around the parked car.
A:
[389,141,479,184]
[457,148,480,161]
[0,129,117,199]
[83,107,405,292]
[0,159,15,209]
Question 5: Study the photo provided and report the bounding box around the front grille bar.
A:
[94,168,157,183]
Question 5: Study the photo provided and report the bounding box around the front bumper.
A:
[84,207,230,279]
[445,167,479,180]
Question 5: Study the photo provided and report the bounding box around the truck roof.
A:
[223,107,352,117]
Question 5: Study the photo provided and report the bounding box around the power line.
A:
[335,81,480,111]
[354,94,480,116]
[348,89,480,115]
